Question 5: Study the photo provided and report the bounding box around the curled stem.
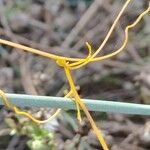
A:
[92,3,150,62]
[69,3,150,69]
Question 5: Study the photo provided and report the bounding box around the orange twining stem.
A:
[13,91,73,123]
[64,88,82,123]
[69,0,132,68]
[0,89,71,123]
[68,42,92,68]
[0,1,149,69]
[0,1,150,150]
[0,0,131,63]
[57,59,109,150]
[0,90,12,108]
[90,3,150,61]
[69,3,150,69]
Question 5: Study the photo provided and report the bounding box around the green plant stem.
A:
[0,93,150,115]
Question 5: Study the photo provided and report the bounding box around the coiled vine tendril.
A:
[0,1,150,149]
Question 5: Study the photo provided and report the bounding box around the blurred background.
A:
[0,0,150,149]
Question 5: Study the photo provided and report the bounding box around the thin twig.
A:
[61,0,103,48]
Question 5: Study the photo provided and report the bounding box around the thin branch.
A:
[61,0,102,48]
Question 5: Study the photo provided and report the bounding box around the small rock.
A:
[9,11,30,32]
[54,9,76,30]
[0,67,14,92]
[28,4,42,20]
[139,121,150,146]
